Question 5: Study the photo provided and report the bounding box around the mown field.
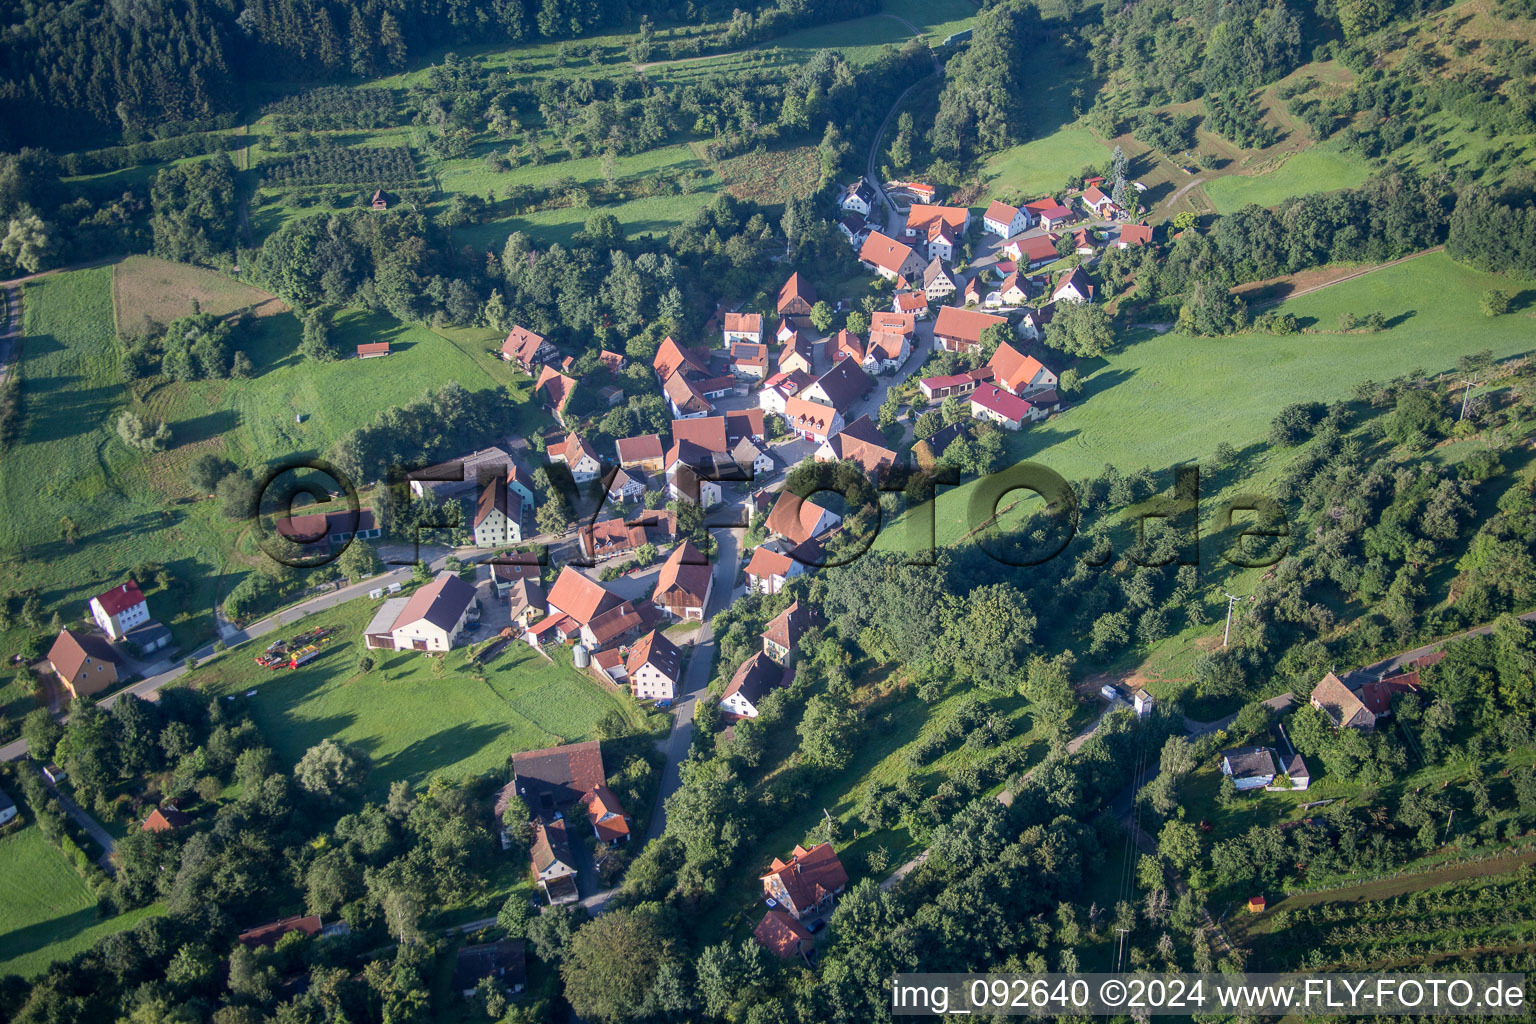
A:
[982,125,1112,196]
[185,596,647,798]
[881,252,1536,557]
[0,823,163,979]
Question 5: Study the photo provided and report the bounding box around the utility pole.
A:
[1222,592,1240,647]
[1459,379,1480,421]
[1443,809,1456,845]
[1115,927,1130,972]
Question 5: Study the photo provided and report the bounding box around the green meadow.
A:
[0,824,163,979]
[186,597,648,798]
[882,252,1536,553]
[1203,139,1375,213]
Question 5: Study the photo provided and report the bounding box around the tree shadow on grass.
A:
[0,904,103,966]
[1384,310,1417,329]
[375,722,507,795]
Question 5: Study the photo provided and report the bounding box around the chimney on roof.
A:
[1088,284,1095,303]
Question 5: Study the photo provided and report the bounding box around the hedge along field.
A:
[186,598,646,799]
[0,824,164,979]
[879,252,1536,554]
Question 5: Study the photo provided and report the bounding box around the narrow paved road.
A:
[38,766,118,869]
[643,524,745,842]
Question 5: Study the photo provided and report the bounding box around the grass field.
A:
[186,596,646,798]
[880,252,1536,555]
[1202,139,1375,213]
[0,262,528,725]
[0,824,163,978]
[1,268,239,650]
[982,125,1112,196]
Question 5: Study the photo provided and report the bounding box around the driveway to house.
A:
[35,764,118,869]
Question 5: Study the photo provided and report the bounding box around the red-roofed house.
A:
[1081,185,1118,217]
[1117,223,1155,248]
[356,341,391,359]
[754,910,814,961]
[1005,233,1063,268]
[871,311,915,336]
[761,600,822,664]
[934,306,1007,354]
[864,329,911,374]
[663,371,713,419]
[548,433,603,483]
[653,336,710,382]
[782,396,844,444]
[723,312,763,346]
[48,629,121,699]
[535,365,576,423]
[987,341,1058,397]
[983,200,1029,238]
[904,204,971,242]
[582,785,631,845]
[545,567,623,629]
[1034,203,1076,229]
[766,492,840,546]
[501,326,556,371]
[745,545,803,595]
[859,230,925,281]
[830,329,865,365]
[142,805,191,832]
[653,540,713,621]
[816,415,896,476]
[893,290,930,318]
[759,369,814,416]
[970,384,1037,430]
[615,434,666,472]
[90,581,149,639]
[760,843,848,921]
[777,273,816,317]
[918,366,994,403]
[364,571,478,652]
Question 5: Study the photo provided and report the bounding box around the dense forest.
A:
[0,0,880,149]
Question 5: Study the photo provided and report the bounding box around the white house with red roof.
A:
[983,200,1030,238]
[90,582,150,639]
[925,219,958,262]
[364,572,478,652]
[758,369,814,416]
[500,326,556,372]
[744,545,803,595]
[918,366,994,403]
[760,842,848,921]
[1116,223,1155,248]
[970,383,1038,430]
[987,341,1058,397]
[1004,233,1063,268]
[722,312,763,346]
[1080,185,1118,218]
[892,290,930,318]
